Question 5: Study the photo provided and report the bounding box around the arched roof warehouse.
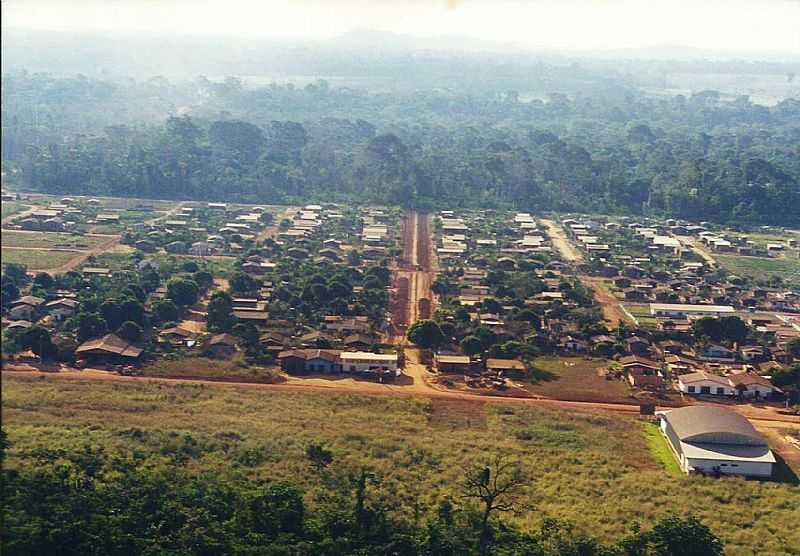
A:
[663,405,766,446]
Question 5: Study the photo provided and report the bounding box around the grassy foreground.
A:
[3,375,799,556]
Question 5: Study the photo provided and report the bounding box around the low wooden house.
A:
[206,333,239,358]
[620,356,663,388]
[434,354,473,374]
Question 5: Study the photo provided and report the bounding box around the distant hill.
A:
[324,28,519,53]
[2,26,797,85]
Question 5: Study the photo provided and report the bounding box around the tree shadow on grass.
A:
[528,366,558,384]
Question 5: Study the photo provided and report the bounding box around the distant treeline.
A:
[3,72,799,225]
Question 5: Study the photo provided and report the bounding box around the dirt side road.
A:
[580,276,628,327]
[676,235,717,267]
[541,218,584,262]
[4,367,798,426]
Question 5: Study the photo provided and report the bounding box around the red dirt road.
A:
[388,210,435,342]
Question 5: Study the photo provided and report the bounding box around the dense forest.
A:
[2,70,799,225]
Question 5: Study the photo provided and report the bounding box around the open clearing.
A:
[1,248,82,270]
[525,356,633,404]
[623,303,659,327]
[1,230,111,250]
[1,201,25,219]
[3,374,798,556]
[142,357,284,383]
[717,254,800,282]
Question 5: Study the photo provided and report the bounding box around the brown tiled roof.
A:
[209,333,238,346]
[76,334,142,358]
[486,358,526,370]
[620,355,660,369]
[160,327,196,338]
[728,373,780,391]
[277,349,340,362]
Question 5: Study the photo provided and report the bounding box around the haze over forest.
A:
[2,0,799,225]
[3,3,800,556]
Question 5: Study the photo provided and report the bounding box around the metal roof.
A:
[662,406,766,446]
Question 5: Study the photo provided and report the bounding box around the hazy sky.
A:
[3,0,800,53]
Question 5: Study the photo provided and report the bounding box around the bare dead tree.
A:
[462,454,529,556]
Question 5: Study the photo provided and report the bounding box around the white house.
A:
[678,371,736,396]
[658,406,775,478]
[339,352,399,376]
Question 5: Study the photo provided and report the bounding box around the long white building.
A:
[650,303,735,319]
[339,352,399,376]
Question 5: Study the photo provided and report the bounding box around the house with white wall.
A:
[677,371,736,396]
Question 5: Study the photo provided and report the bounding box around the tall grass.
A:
[2,375,798,556]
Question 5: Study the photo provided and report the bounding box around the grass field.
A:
[1,248,81,270]
[3,375,798,555]
[143,356,284,383]
[642,422,682,476]
[1,201,25,219]
[525,356,633,404]
[1,230,110,250]
[730,230,800,248]
[717,254,800,282]
[623,304,659,327]
[84,251,135,271]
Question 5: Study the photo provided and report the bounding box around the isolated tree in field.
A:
[787,338,800,359]
[515,309,541,329]
[482,297,502,314]
[463,455,528,556]
[167,278,200,307]
[232,322,259,349]
[152,299,180,324]
[3,263,28,285]
[1,275,20,308]
[19,325,57,360]
[692,316,749,344]
[460,335,484,357]
[230,272,259,295]
[407,320,445,350]
[120,298,146,326]
[193,270,214,291]
[73,312,109,342]
[207,291,235,332]
[306,443,334,473]
[100,300,125,330]
[33,272,55,290]
[117,321,143,342]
